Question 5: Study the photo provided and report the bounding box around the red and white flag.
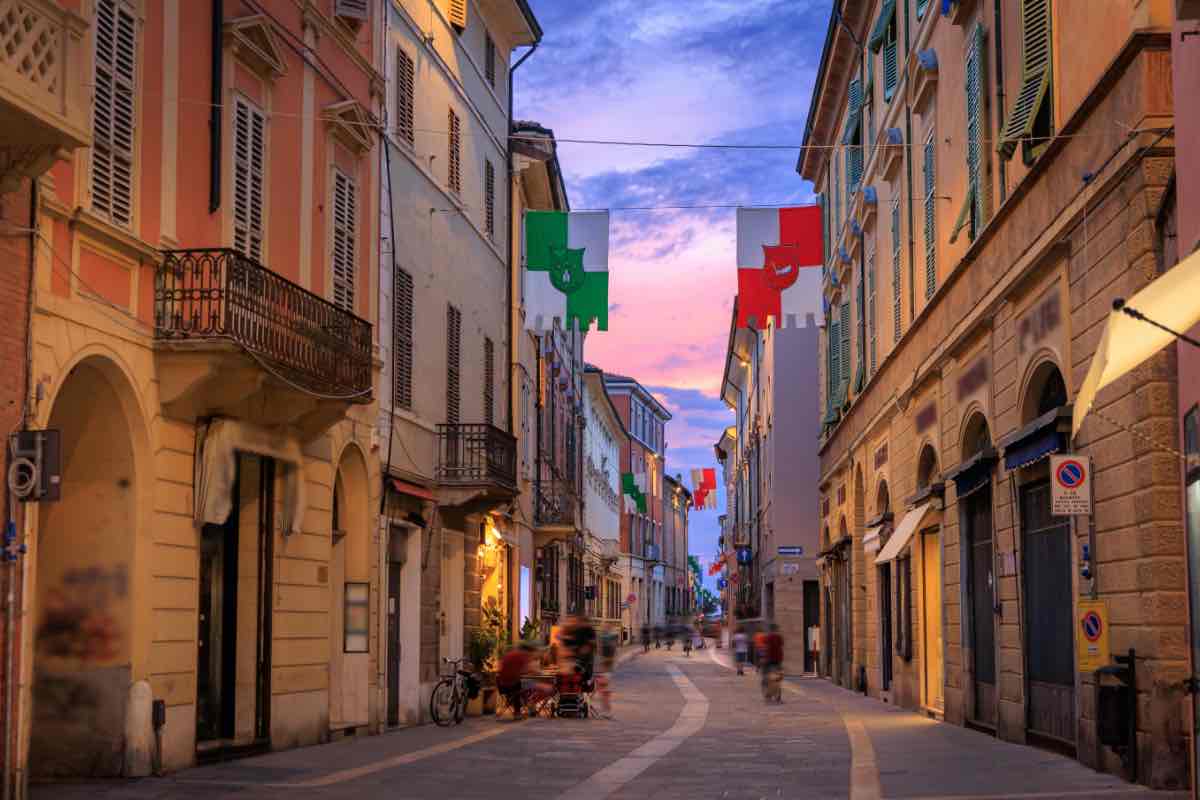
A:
[736,206,823,329]
[691,468,718,510]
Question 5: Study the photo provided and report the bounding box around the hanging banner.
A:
[524,210,610,333]
[621,472,647,514]
[736,206,823,329]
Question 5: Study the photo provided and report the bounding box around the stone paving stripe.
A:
[557,663,709,800]
[900,791,1162,800]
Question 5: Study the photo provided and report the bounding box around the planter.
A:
[482,688,497,715]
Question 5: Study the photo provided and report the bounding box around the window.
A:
[446,304,461,424]
[448,0,467,30]
[923,128,936,299]
[483,337,495,426]
[867,238,877,375]
[447,108,462,194]
[395,47,415,146]
[869,0,899,102]
[953,24,991,245]
[999,0,1052,163]
[484,159,495,239]
[344,583,369,652]
[92,0,137,227]
[334,0,369,22]
[891,193,902,343]
[393,266,414,409]
[484,30,496,88]
[917,0,930,18]
[331,169,357,312]
[839,302,850,386]
[539,544,560,613]
[828,318,840,409]
[233,97,266,261]
[843,78,864,206]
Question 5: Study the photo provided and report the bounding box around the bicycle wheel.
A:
[453,683,467,724]
[430,678,456,726]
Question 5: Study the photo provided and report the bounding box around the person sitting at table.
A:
[497,642,548,720]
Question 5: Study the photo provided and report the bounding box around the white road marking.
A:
[558,663,709,800]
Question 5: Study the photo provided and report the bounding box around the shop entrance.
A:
[920,528,943,712]
[803,579,819,674]
[196,454,274,757]
[387,553,402,727]
[879,564,893,691]
[965,483,996,727]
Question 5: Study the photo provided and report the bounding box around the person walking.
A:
[752,628,767,673]
[682,625,693,656]
[761,624,784,703]
[596,626,618,718]
[733,626,748,675]
[641,623,651,653]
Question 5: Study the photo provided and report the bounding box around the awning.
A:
[862,525,883,555]
[876,502,932,564]
[944,448,996,498]
[999,406,1071,470]
[1074,248,1200,437]
[390,478,436,502]
[195,419,305,535]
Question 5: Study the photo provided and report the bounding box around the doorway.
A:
[965,483,997,727]
[879,565,893,692]
[1021,479,1075,747]
[386,526,407,728]
[921,528,944,712]
[803,580,819,674]
[196,454,274,756]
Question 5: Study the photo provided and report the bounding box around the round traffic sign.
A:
[1082,611,1103,642]
[1055,458,1086,490]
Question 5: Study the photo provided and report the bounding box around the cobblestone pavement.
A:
[32,646,1189,800]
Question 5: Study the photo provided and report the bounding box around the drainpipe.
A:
[506,43,538,436]
[903,0,916,322]
[993,0,1008,205]
[209,0,223,213]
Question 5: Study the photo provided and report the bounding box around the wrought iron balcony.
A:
[436,424,517,491]
[155,248,372,400]
[535,479,578,527]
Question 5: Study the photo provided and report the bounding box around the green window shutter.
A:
[829,319,841,404]
[917,0,930,18]
[966,24,991,236]
[853,277,865,392]
[999,0,1052,160]
[950,184,975,244]
[867,243,877,376]
[891,196,902,343]
[923,134,936,300]
[883,41,898,102]
[869,0,896,51]
[840,302,851,384]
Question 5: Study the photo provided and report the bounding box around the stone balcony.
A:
[0,0,90,191]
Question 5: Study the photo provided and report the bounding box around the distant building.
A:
[583,367,630,629]
[662,475,693,622]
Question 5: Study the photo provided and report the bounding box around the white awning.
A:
[875,503,932,564]
[1074,248,1200,437]
[862,525,883,554]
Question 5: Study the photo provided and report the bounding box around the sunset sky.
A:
[515,0,828,582]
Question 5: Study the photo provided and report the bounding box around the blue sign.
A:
[778,545,804,556]
[736,547,752,565]
[717,578,728,590]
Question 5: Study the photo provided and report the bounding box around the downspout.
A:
[506,43,538,435]
[903,0,916,322]
[209,0,223,213]
[993,0,1008,205]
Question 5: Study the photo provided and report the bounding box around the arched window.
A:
[1022,360,1068,424]
[876,480,890,516]
[962,412,991,460]
[917,445,939,491]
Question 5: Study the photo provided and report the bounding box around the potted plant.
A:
[465,628,494,716]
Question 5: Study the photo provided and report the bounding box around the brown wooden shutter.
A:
[447,108,462,194]
[484,159,495,238]
[483,336,494,426]
[393,266,414,409]
[446,304,461,424]
[396,47,415,146]
[448,0,468,30]
[92,0,137,227]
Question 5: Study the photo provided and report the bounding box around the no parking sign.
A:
[1050,455,1091,516]
[1077,599,1110,672]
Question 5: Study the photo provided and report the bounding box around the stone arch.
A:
[876,479,891,517]
[961,408,992,460]
[917,442,940,490]
[329,441,371,728]
[30,353,151,778]
[1019,353,1069,425]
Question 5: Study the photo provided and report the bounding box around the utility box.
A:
[1097,684,1131,747]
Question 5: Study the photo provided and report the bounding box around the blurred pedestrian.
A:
[692,625,703,652]
[682,625,693,656]
[497,642,547,720]
[641,623,651,653]
[596,625,618,718]
[753,628,767,673]
[734,626,748,675]
[761,624,784,703]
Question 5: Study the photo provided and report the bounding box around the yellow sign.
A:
[1076,599,1110,673]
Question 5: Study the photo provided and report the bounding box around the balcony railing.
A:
[436,424,517,490]
[155,248,372,400]
[535,479,577,526]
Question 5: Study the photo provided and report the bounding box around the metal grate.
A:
[446,304,461,425]
[393,265,414,409]
[91,0,136,228]
[447,108,461,194]
[484,158,495,239]
[395,47,414,146]
[483,336,494,426]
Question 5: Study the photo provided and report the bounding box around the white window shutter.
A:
[334,0,370,21]
[448,0,468,29]
[92,0,137,228]
[332,170,357,312]
[233,98,266,261]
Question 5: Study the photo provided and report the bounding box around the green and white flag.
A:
[523,210,610,332]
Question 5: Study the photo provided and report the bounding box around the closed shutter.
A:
[883,35,898,102]
[819,193,828,269]
[844,79,863,200]
[334,0,369,21]
[891,195,902,343]
[447,108,462,194]
[867,240,877,375]
[446,305,462,424]
[917,0,930,17]
[448,0,468,30]
[484,159,495,239]
[854,275,865,392]
[233,98,266,261]
[829,319,840,410]
[965,24,990,242]
[483,337,495,426]
[484,30,496,88]
[999,0,1052,160]
[92,0,136,227]
[396,47,415,146]
[331,169,357,312]
[839,302,850,384]
[393,265,414,409]
[923,131,936,299]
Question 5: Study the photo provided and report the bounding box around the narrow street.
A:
[35,648,1182,800]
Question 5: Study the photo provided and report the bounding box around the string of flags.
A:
[524,210,611,333]
[690,468,718,510]
[736,205,824,330]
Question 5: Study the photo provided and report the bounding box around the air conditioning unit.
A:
[8,430,61,502]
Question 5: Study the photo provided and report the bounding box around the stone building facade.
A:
[803,0,1185,788]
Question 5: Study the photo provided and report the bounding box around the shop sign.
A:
[915,402,937,433]
[956,357,989,402]
[1050,455,1091,516]
[778,545,804,556]
[1076,599,1110,672]
[781,563,801,576]
[874,443,888,469]
[836,484,846,505]
[1018,290,1062,356]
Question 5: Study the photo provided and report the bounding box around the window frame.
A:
[90,0,138,228]
[232,95,267,263]
[330,167,358,313]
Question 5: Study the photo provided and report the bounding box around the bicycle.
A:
[430,657,477,726]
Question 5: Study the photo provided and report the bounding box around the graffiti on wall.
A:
[36,565,128,663]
